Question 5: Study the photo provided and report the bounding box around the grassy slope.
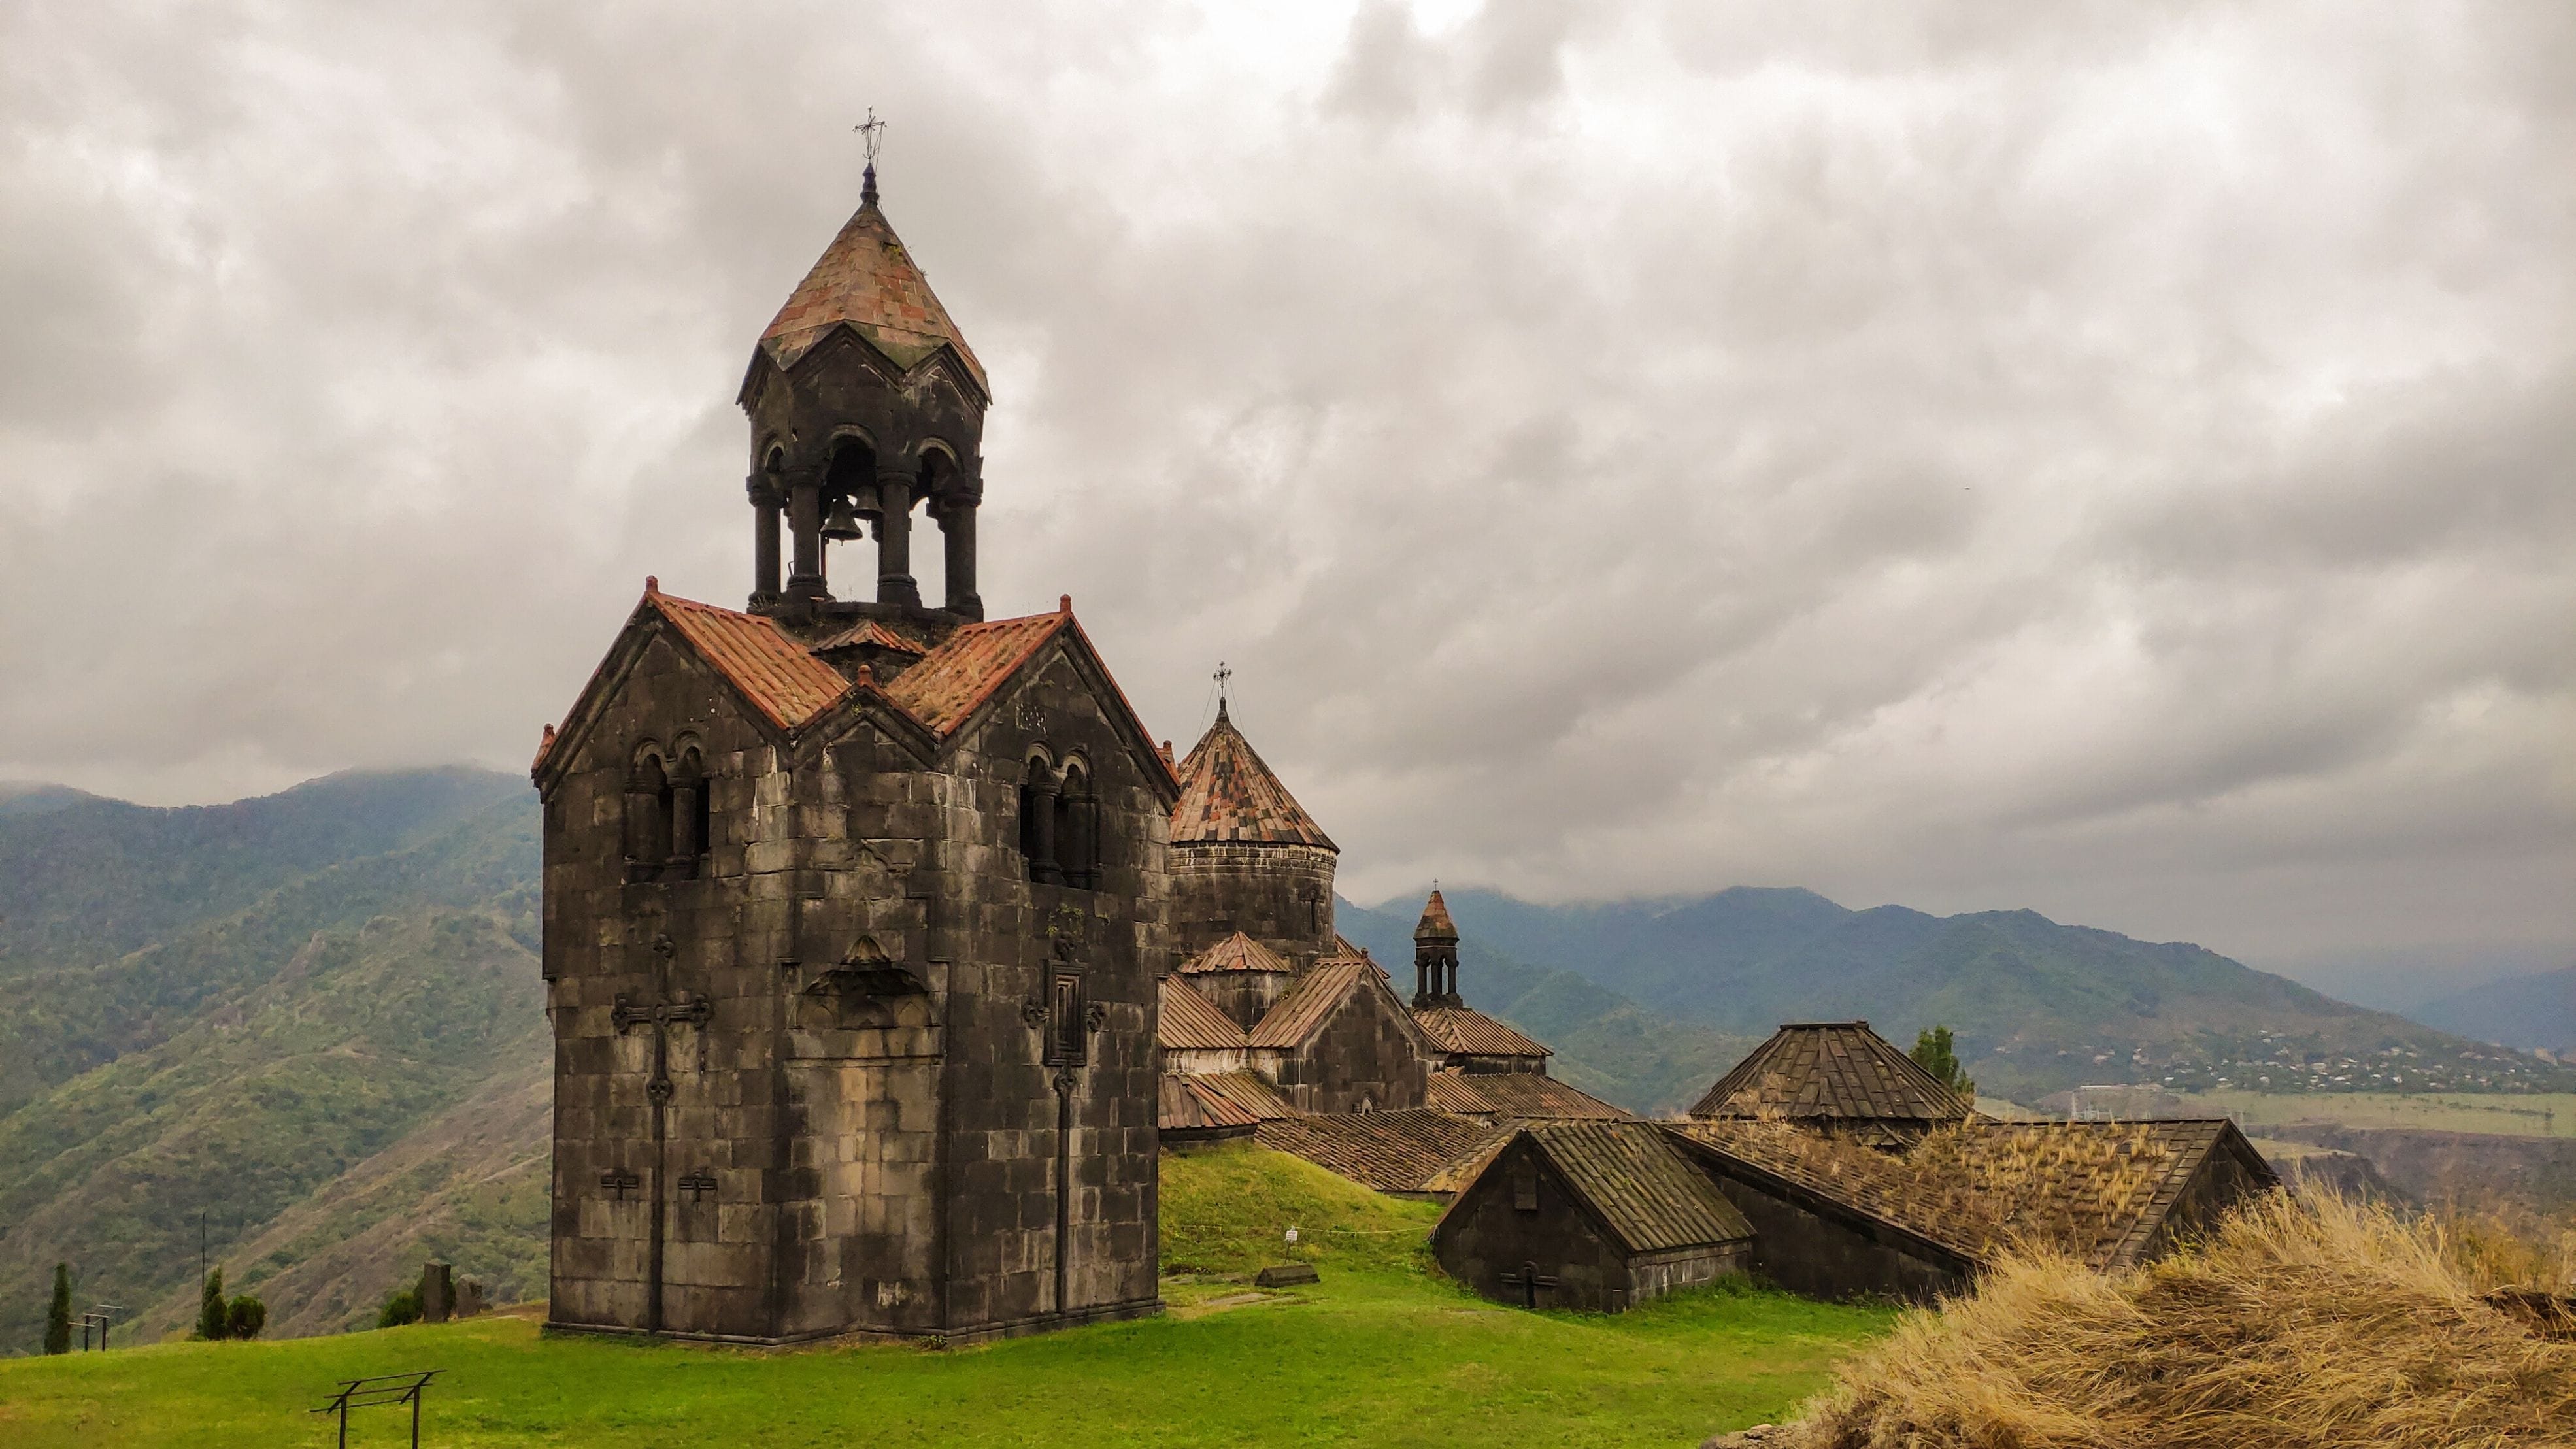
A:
[0,1148,1893,1448]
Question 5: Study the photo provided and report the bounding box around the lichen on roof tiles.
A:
[1158,978,1250,1050]
[1248,957,1377,1048]
[758,199,988,393]
[1426,1069,1628,1120]
[1256,1109,1512,1195]
[1169,701,1335,849]
[1521,1123,1754,1254]
[880,612,1065,736]
[1177,931,1293,976]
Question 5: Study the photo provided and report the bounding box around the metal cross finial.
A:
[856,108,886,203]
[1213,661,1231,701]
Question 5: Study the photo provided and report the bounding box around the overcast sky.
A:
[2,1,2568,999]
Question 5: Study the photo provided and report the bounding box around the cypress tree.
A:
[1910,1025,1977,1103]
[44,1263,72,1354]
[196,1266,229,1341]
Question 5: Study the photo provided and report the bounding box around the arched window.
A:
[667,743,712,879]
[624,750,670,882]
[1017,752,1060,885]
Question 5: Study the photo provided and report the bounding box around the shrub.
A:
[378,1286,423,1329]
[226,1295,267,1340]
[44,1263,71,1355]
[1783,1192,2576,1449]
[1908,1026,1975,1103]
[195,1267,228,1341]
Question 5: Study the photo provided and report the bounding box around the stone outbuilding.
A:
[535,165,1171,1346]
[1432,1122,1755,1312]
[1686,1021,1973,1148]
[1665,1116,2281,1303]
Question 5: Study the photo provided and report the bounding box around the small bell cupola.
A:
[1413,888,1461,1008]
[738,146,989,624]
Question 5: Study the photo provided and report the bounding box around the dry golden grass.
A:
[1784,1192,2576,1449]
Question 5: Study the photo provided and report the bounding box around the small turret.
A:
[1413,889,1460,1007]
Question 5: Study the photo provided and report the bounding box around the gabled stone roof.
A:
[1509,1123,1755,1255]
[1412,1007,1550,1060]
[1687,1021,1973,1125]
[1248,957,1379,1048]
[1169,701,1335,850]
[1667,1117,2277,1271]
[1158,1071,1296,1132]
[1255,1109,1512,1195]
[1426,1068,1628,1121]
[1158,978,1250,1050]
[1176,931,1293,976]
[880,612,1067,736]
[758,195,989,394]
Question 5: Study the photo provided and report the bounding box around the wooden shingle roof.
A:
[1256,1109,1512,1195]
[1413,1007,1550,1060]
[1426,1068,1629,1121]
[1687,1021,1972,1125]
[1516,1122,1755,1254]
[1668,1117,2277,1271]
[1169,701,1335,850]
[1177,931,1292,976]
[1158,978,1250,1050]
[758,195,989,394]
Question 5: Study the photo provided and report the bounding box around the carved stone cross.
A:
[677,1171,718,1203]
[600,1169,641,1201]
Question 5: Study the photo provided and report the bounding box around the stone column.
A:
[939,469,982,618]
[1029,768,1063,886]
[748,476,783,607]
[785,469,826,602]
[875,461,921,607]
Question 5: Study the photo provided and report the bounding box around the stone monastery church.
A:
[530,163,1613,1346]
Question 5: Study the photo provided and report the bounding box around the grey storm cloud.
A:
[1,1,2569,995]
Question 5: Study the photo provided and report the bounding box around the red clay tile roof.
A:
[1414,890,1458,941]
[1159,1071,1297,1132]
[1177,931,1294,976]
[1256,1109,1513,1195]
[1688,1021,1972,1124]
[1249,957,1379,1048]
[881,612,1066,736]
[648,591,852,729]
[1158,978,1250,1050]
[1412,1007,1550,1060]
[1426,1069,1628,1121]
[811,618,929,656]
[1668,1117,2275,1271]
[1169,701,1335,850]
[1511,1123,1755,1254]
[759,199,988,393]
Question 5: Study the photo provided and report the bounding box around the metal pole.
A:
[338,1399,348,1449]
[412,1382,423,1449]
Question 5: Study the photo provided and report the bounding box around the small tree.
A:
[226,1294,267,1341]
[196,1266,229,1341]
[377,1284,423,1329]
[44,1263,72,1355]
[1911,1025,1977,1104]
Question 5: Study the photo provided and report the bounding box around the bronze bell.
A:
[820,495,865,542]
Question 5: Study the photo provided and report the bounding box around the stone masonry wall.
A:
[1168,842,1336,971]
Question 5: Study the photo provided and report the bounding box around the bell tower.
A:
[738,158,988,624]
[1413,888,1460,1008]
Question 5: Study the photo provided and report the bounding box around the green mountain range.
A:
[1353,887,2576,1103]
[3,767,2565,1350]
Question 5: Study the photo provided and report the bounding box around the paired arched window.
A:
[625,740,714,882]
[1015,751,1101,890]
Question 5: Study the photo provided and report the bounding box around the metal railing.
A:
[313,1370,442,1448]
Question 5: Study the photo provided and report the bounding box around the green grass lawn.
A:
[0,1146,1893,1446]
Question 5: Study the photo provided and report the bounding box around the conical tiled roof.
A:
[1414,889,1458,942]
[1177,931,1294,976]
[1686,1022,1973,1125]
[1169,701,1335,850]
[758,190,988,394]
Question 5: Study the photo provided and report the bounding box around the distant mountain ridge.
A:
[1365,886,2574,1102]
[2409,965,2576,1056]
